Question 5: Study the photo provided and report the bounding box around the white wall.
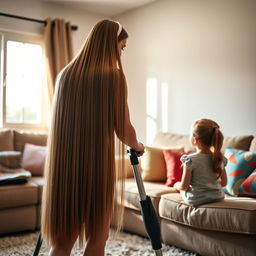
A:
[115,0,256,144]
[0,0,105,55]
[1,0,255,140]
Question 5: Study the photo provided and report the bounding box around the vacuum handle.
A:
[127,147,139,165]
[127,147,146,200]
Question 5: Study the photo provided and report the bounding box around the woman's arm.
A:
[174,165,192,191]
[114,75,144,155]
[115,101,144,155]
[118,102,138,149]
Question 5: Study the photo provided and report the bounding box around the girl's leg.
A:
[49,229,79,256]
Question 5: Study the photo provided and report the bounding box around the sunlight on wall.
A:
[161,82,168,132]
[146,78,157,145]
[146,78,169,145]
[146,78,157,119]
[146,116,157,145]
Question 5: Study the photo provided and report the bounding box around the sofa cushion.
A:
[30,176,44,203]
[123,178,176,212]
[0,206,37,235]
[238,169,256,197]
[0,151,21,168]
[0,129,13,151]
[21,144,47,176]
[13,130,47,152]
[153,133,254,153]
[163,150,186,187]
[0,181,38,209]
[224,148,256,196]
[223,135,254,151]
[153,133,193,152]
[161,219,256,256]
[140,146,183,182]
[36,205,41,229]
[249,137,256,152]
[159,193,256,234]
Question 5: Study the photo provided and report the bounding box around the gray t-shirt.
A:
[180,153,226,206]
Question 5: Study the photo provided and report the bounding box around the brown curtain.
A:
[44,18,73,102]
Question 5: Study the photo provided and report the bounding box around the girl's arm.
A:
[219,168,227,187]
[174,165,192,191]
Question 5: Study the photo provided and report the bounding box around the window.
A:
[0,31,49,130]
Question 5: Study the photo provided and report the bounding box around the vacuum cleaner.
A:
[127,148,163,256]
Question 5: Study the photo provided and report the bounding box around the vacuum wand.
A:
[127,148,163,255]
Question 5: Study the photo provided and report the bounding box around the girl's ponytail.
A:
[211,126,224,178]
[192,118,224,178]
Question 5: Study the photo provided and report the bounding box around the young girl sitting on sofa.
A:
[174,118,227,206]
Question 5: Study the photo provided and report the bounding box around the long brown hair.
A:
[41,20,128,245]
[192,118,224,178]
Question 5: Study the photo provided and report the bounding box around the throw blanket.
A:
[0,151,31,185]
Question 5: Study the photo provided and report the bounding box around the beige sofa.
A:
[0,129,255,256]
[122,133,256,256]
[0,129,46,235]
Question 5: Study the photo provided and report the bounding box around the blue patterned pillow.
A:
[238,169,256,197]
[224,148,256,196]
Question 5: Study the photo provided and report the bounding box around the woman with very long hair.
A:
[41,20,144,256]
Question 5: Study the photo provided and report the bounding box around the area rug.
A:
[0,230,199,256]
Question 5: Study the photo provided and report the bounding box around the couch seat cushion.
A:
[0,181,38,209]
[124,178,176,212]
[30,176,44,203]
[159,193,256,234]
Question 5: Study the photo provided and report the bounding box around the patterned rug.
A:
[0,230,198,256]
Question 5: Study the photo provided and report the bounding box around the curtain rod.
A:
[0,12,78,31]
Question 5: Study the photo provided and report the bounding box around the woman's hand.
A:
[134,142,145,157]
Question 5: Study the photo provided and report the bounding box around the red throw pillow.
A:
[163,150,186,187]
